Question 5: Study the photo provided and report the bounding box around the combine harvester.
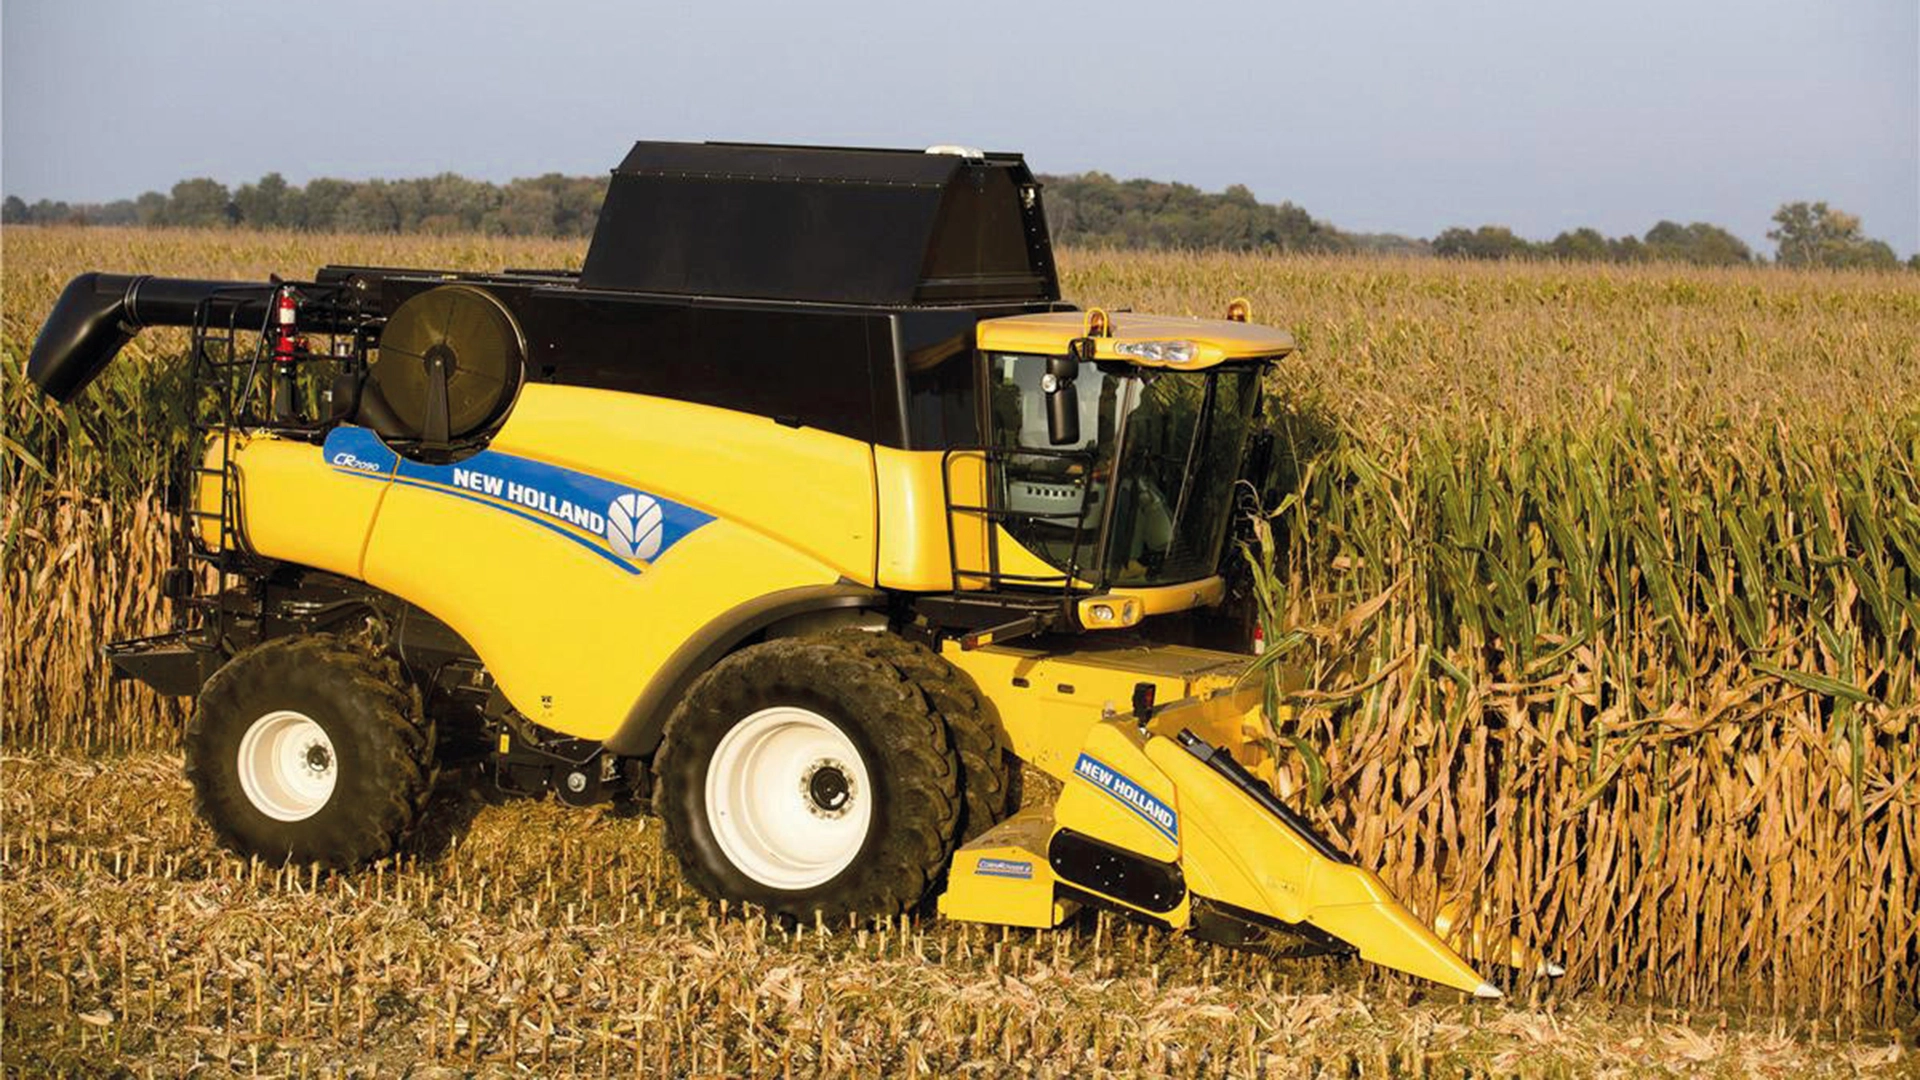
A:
[28,141,1525,997]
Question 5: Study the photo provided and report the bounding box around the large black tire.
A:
[185,635,434,867]
[826,630,1022,843]
[652,636,961,920]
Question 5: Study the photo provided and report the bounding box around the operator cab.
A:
[965,307,1293,624]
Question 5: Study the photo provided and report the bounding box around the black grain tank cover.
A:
[580,142,1060,306]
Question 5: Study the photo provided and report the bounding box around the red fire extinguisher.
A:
[270,286,302,421]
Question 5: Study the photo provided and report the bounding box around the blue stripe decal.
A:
[385,475,641,574]
[1073,753,1179,843]
[322,426,713,574]
[975,858,1034,880]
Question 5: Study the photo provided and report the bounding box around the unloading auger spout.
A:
[27,272,360,404]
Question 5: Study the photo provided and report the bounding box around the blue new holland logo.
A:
[1073,753,1179,843]
[322,426,712,575]
[975,858,1033,880]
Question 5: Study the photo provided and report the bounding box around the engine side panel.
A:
[231,434,392,577]
[234,384,880,742]
[487,384,877,581]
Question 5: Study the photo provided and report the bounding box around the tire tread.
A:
[185,634,434,867]
[653,634,963,920]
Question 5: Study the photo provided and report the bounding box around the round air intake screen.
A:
[371,285,524,441]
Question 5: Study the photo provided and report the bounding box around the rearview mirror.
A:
[1043,349,1082,445]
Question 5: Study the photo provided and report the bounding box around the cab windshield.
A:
[986,352,1260,588]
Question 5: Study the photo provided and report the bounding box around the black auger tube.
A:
[26,272,279,403]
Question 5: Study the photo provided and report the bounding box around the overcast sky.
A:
[4,0,1915,256]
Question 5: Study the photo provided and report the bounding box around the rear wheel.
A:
[653,636,960,920]
[185,635,434,867]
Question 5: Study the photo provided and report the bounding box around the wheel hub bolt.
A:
[803,760,853,817]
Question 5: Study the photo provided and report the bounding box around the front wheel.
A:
[184,635,434,867]
[652,636,961,920]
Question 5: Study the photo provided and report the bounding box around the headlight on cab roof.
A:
[1112,339,1198,364]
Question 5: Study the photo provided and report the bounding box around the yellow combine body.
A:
[27,141,1535,1000]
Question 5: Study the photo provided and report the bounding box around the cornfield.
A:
[1136,250,1920,1029]
[6,755,1902,1077]
[4,227,1916,1073]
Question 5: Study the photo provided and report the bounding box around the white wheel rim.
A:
[236,710,338,822]
[704,706,873,890]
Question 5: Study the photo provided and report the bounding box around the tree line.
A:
[4,170,1912,270]
[1432,204,1910,271]
[1040,173,1350,254]
[1,173,605,237]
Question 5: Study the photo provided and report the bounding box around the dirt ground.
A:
[2,754,1911,1078]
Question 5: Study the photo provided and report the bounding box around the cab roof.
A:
[975,310,1295,369]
